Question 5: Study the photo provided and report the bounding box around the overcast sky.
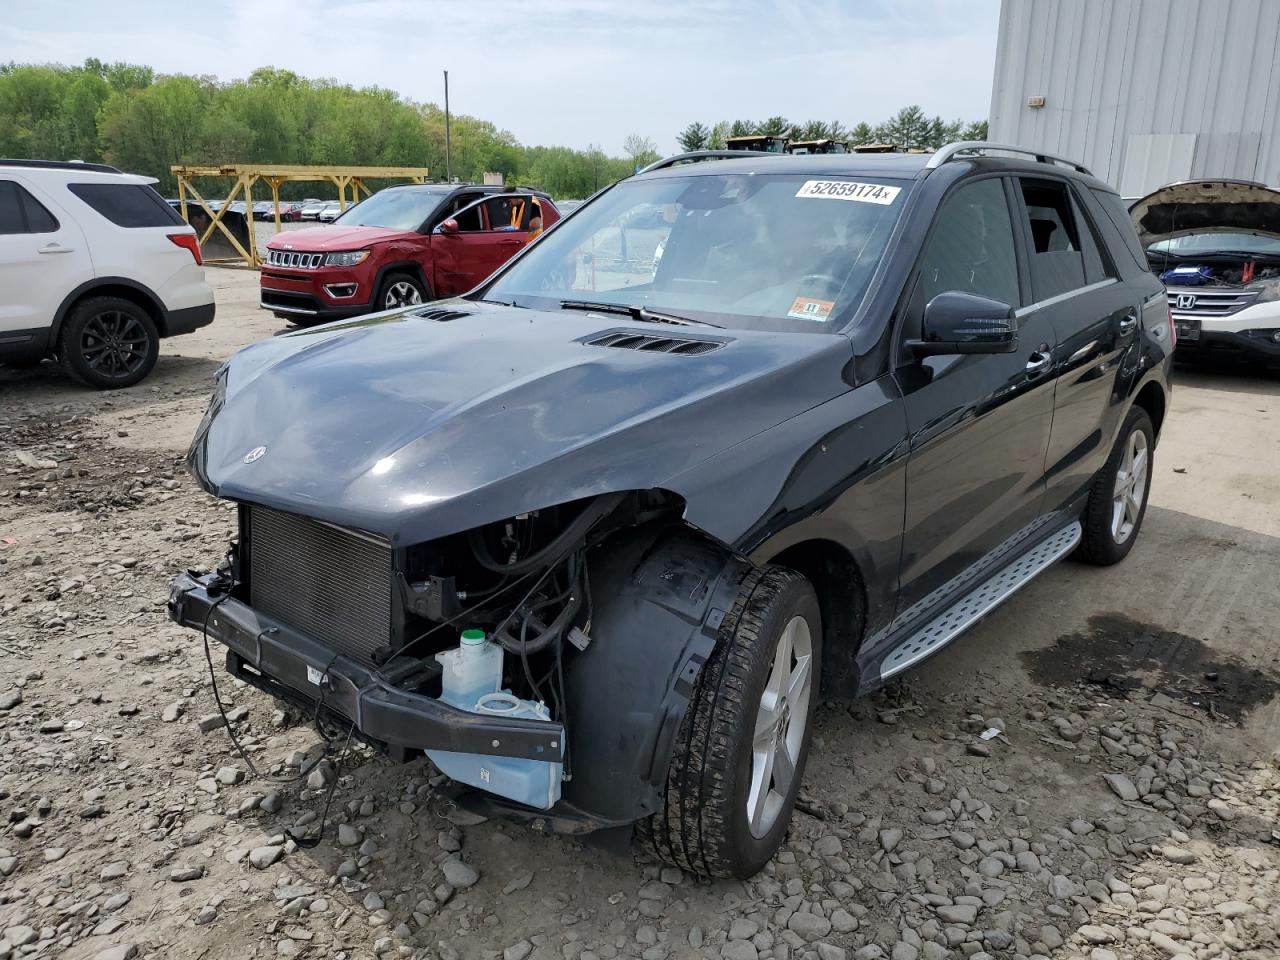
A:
[1,0,1001,154]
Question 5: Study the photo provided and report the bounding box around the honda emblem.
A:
[1175,293,1197,310]
[243,445,267,464]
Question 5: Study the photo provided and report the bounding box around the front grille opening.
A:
[246,507,393,667]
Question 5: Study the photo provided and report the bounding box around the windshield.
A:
[335,187,450,231]
[1148,232,1280,257]
[483,172,908,333]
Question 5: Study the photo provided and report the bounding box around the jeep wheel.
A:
[378,273,426,310]
[639,566,821,878]
[1076,406,1155,565]
[59,296,159,390]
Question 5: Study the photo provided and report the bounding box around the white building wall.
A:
[989,0,1280,196]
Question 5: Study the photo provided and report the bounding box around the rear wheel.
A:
[1076,406,1154,565]
[639,566,821,878]
[378,273,426,311]
[59,296,159,390]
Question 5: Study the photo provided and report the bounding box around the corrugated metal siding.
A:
[989,0,1280,196]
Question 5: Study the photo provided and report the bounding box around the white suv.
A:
[0,160,215,389]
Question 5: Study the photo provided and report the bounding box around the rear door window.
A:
[67,182,184,228]
[918,177,1021,308]
[0,180,61,234]
[1018,179,1086,299]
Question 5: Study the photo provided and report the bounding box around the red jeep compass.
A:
[260,184,559,322]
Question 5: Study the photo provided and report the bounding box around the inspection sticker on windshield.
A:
[795,180,901,205]
[787,297,835,322]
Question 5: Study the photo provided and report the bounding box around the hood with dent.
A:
[265,224,413,251]
[1130,179,1280,248]
[189,305,853,545]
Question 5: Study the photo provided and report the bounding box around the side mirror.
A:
[437,218,459,235]
[908,291,1017,356]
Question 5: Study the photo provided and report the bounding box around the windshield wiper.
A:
[558,299,721,328]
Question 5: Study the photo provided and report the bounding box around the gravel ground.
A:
[1,268,1278,960]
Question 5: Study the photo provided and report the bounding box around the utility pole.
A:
[443,70,452,183]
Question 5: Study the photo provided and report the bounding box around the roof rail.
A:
[925,141,1092,175]
[637,149,776,175]
[0,158,123,174]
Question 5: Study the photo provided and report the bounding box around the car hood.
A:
[265,224,413,251]
[1129,179,1280,247]
[189,305,854,545]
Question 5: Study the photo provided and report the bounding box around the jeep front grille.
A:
[267,250,325,269]
[246,506,393,667]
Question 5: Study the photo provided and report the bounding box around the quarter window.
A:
[918,178,1021,308]
[67,182,184,228]
[0,180,61,234]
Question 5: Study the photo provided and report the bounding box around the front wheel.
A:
[639,566,821,878]
[1076,406,1155,565]
[377,273,427,311]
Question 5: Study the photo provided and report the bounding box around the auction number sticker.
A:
[787,297,835,322]
[795,180,901,205]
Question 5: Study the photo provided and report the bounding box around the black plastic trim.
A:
[168,571,565,761]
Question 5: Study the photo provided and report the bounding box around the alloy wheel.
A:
[747,614,814,838]
[385,281,423,309]
[80,310,149,380]
[1110,428,1149,544]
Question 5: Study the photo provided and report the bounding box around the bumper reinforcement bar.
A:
[168,571,565,763]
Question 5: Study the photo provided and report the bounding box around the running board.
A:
[879,521,1082,681]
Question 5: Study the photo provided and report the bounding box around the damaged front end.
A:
[169,489,747,833]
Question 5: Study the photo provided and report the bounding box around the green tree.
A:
[758,115,790,137]
[622,133,658,170]
[961,119,989,141]
[848,122,875,146]
[676,121,709,151]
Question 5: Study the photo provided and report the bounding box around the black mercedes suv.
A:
[171,142,1172,878]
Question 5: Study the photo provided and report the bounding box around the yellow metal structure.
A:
[170,164,430,267]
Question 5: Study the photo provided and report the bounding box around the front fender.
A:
[556,526,749,825]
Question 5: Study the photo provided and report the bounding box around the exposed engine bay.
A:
[170,487,741,824]
[1153,257,1280,288]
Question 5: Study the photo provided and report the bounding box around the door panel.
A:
[1017,179,1139,512]
[895,317,1057,611]
[1038,282,1137,510]
[0,177,92,336]
[893,176,1056,616]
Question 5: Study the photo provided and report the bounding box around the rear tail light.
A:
[1168,306,1176,349]
[168,233,203,266]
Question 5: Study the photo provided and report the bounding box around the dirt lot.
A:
[1,268,1277,960]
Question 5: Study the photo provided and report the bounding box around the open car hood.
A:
[188,304,853,546]
[1129,179,1280,248]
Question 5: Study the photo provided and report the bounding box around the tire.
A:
[1076,406,1155,566]
[376,272,427,311]
[638,566,822,878]
[58,296,159,390]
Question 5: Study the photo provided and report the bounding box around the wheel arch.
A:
[1133,378,1167,438]
[51,277,167,349]
[372,261,433,302]
[759,537,867,697]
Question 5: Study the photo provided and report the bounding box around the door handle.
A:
[1025,348,1052,376]
[498,238,523,246]
[1118,313,1138,335]
[38,242,74,255]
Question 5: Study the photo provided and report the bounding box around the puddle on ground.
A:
[1021,613,1280,722]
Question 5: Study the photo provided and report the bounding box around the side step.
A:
[879,521,1082,681]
